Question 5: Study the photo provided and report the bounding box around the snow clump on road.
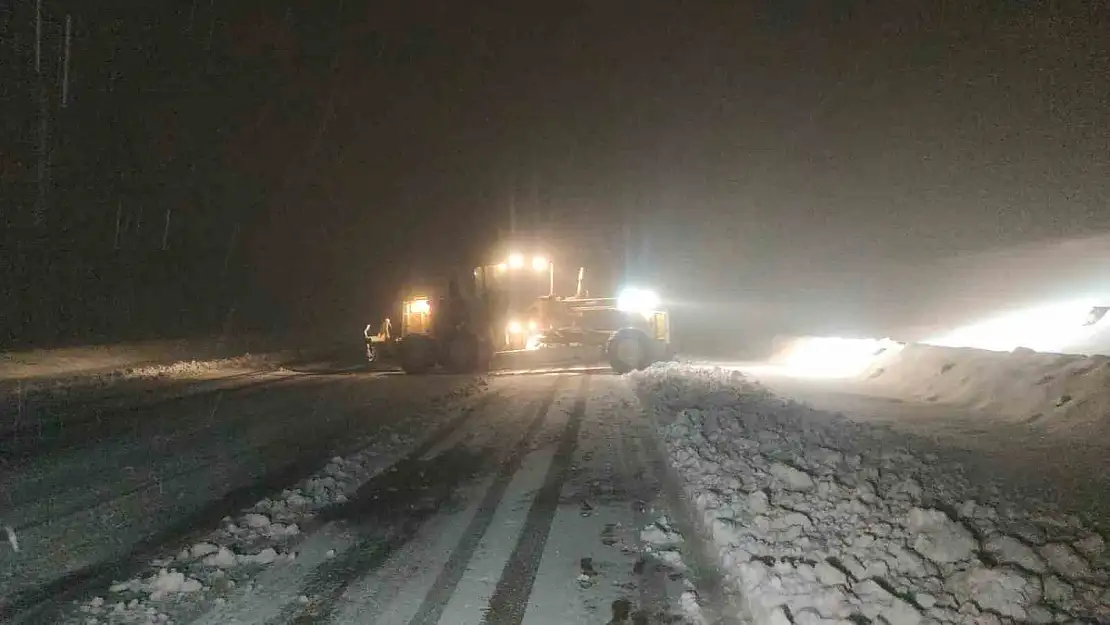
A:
[75,452,386,623]
[631,364,1110,624]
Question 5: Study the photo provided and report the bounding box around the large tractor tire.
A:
[607,328,654,374]
[443,331,481,373]
[400,335,436,374]
[475,338,494,373]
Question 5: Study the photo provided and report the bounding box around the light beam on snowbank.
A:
[773,336,902,378]
[924,299,1104,353]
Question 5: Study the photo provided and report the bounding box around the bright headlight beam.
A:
[774,337,900,378]
[531,255,548,272]
[924,299,1101,353]
[616,287,660,314]
[508,253,525,269]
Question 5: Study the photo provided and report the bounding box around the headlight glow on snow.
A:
[617,287,660,315]
[775,336,901,378]
[507,320,523,334]
[924,299,1101,353]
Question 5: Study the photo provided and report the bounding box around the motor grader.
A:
[381,256,672,374]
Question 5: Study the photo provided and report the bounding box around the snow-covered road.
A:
[3,368,706,624]
[11,351,1109,625]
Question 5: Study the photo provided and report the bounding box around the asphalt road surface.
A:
[1,364,706,624]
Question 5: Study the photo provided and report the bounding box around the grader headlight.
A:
[617,287,660,315]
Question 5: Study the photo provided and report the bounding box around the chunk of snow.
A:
[769,462,815,491]
[765,607,791,625]
[239,547,279,565]
[814,561,847,586]
[1038,542,1091,579]
[904,507,976,564]
[243,513,271,529]
[146,569,203,600]
[949,566,1041,619]
[641,522,682,548]
[853,579,919,623]
[984,534,1046,572]
[202,547,238,569]
[109,579,143,593]
[1042,575,1074,603]
[190,542,219,559]
[1073,533,1105,558]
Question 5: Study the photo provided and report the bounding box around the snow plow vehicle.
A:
[376,253,673,374]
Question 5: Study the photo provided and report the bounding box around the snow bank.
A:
[863,343,1110,430]
[764,335,1110,431]
[4,352,282,401]
[631,364,1110,624]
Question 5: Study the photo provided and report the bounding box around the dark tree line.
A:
[1,1,342,348]
[4,0,676,350]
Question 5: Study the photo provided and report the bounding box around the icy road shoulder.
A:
[631,364,1110,624]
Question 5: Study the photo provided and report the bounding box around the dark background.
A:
[4,1,1109,350]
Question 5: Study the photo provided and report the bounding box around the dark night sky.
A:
[4,0,1110,345]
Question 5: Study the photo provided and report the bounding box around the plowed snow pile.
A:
[863,343,1110,431]
[632,364,1110,624]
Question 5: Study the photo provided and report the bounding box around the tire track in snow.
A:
[3,375,364,551]
[4,381,490,624]
[483,374,590,625]
[266,376,565,625]
[403,376,574,625]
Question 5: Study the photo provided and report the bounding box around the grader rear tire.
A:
[400,335,436,374]
[444,332,481,373]
[607,328,654,374]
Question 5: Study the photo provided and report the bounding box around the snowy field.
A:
[0,335,351,403]
[632,363,1110,624]
[0,337,306,382]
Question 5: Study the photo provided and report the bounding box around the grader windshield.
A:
[474,253,557,350]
